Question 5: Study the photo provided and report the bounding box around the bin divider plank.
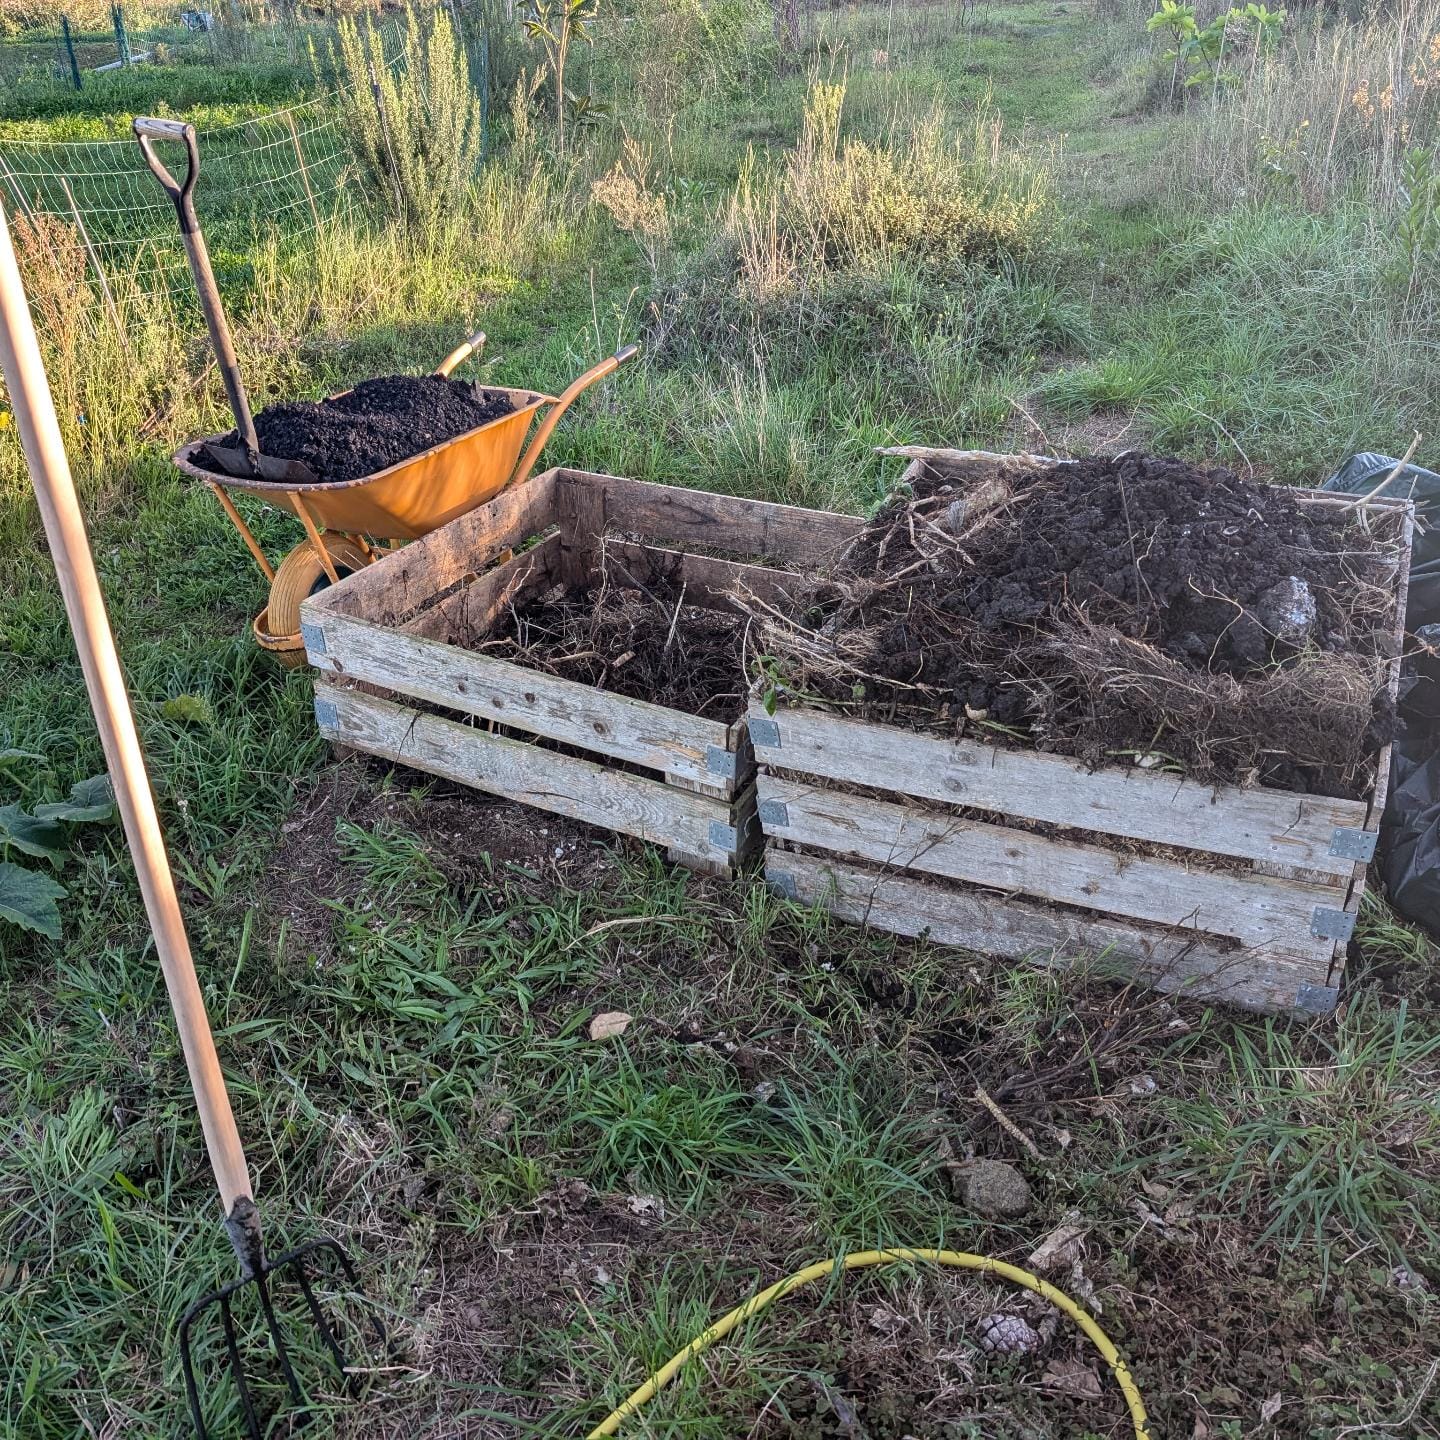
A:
[601,541,812,612]
[759,775,1336,962]
[749,704,1367,881]
[767,849,1335,1015]
[555,468,865,565]
[400,532,563,645]
[315,681,737,864]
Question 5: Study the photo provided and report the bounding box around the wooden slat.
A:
[759,775,1336,962]
[305,600,738,797]
[749,704,1367,881]
[767,848,1335,1016]
[313,471,559,624]
[555,468,864,565]
[401,532,562,645]
[314,681,736,863]
[602,540,811,612]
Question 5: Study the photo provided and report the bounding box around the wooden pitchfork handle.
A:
[505,343,640,492]
[0,199,260,1259]
[434,329,486,379]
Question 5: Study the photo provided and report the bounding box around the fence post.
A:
[479,29,490,164]
[60,16,84,91]
[285,112,322,232]
[368,58,405,220]
[111,4,132,67]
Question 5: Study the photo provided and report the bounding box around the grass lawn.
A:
[2,2,1439,1438]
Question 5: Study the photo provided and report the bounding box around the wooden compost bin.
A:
[750,459,1414,1016]
[299,467,864,875]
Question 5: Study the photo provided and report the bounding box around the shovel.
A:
[0,200,383,1437]
[133,117,319,486]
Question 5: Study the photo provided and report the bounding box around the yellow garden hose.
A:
[586,1247,1151,1440]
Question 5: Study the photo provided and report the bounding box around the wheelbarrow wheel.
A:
[260,536,371,668]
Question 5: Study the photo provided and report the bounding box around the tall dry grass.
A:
[724,79,1055,306]
[1179,0,1440,212]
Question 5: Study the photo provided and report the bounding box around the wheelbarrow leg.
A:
[289,492,340,585]
[206,481,275,582]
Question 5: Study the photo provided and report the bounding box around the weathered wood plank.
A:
[601,540,808,612]
[758,775,1336,962]
[749,704,1368,881]
[313,470,559,623]
[555,468,864,565]
[304,604,737,796]
[313,681,737,863]
[400,533,562,645]
[767,848,1336,1016]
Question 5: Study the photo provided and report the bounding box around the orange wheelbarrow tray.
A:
[173,342,637,661]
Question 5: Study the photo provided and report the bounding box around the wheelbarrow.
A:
[135,113,638,668]
[171,339,637,666]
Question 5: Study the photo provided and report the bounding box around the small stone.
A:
[1257,575,1317,648]
[957,1158,1031,1217]
[977,1312,1041,1355]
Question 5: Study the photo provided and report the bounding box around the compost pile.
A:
[198,375,515,483]
[743,453,1403,797]
[483,569,746,719]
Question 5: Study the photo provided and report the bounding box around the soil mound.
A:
[197,374,515,484]
[745,452,1403,797]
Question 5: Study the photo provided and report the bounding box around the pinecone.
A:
[977,1312,1041,1356]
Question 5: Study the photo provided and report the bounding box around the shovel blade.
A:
[202,441,320,486]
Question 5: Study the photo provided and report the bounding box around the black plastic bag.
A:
[1323,452,1440,935]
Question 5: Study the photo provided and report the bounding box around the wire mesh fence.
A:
[0,92,357,300]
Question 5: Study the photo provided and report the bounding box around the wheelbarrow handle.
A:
[504,342,640,493]
[133,116,200,217]
[434,329,486,379]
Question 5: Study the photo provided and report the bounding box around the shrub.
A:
[331,2,483,236]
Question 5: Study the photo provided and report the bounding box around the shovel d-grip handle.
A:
[134,116,200,217]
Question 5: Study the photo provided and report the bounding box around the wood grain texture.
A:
[312,470,559,624]
[749,703,1367,880]
[758,774,1335,962]
[400,532,562,645]
[555,468,864,563]
[305,597,738,794]
[767,847,1335,1015]
[601,540,812,611]
[314,680,737,863]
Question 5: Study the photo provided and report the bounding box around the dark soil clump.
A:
[745,452,1403,796]
[197,374,515,484]
[481,575,747,720]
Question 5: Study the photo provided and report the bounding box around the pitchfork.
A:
[0,200,387,1436]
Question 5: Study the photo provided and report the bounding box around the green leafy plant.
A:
[1147,0,1285,105]
[0,770,115,940]
[1398,145,1440,283]
[519,0,600,155]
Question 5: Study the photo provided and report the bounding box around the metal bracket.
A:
[757,798,789,828]
[1328,826,1378,862]
[705,745,737,780]
[313,696,338,730]
[747,715,781,749]
[1294,982,1340,1016]
[300,620,327,657]
[766,868,798,901]
[708,820,738,854]
[1310,906,1356,943]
